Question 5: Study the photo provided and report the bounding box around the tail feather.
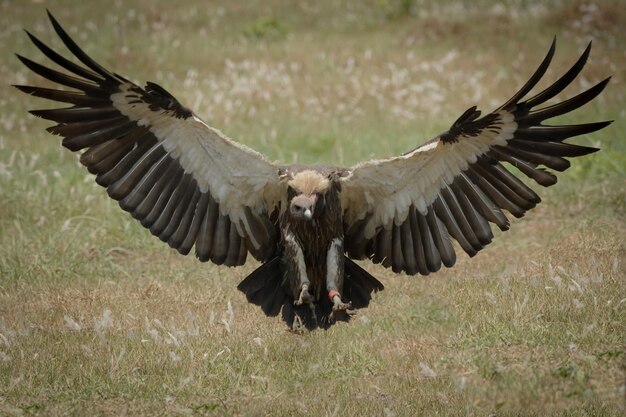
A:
[261,278,287,316]
[343,257,384,309]
[237,256,385,328]
[237,257,285,316]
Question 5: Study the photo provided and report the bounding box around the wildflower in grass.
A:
[63,315,81,331]
[95,308,113,344]
[419,362,437,378]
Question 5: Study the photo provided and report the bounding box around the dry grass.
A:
[1,1,625,416]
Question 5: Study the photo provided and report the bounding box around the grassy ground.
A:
[1,1,625,415]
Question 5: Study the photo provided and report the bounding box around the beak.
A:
[305,194,318,221]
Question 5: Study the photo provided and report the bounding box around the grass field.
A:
[1,1,625,415]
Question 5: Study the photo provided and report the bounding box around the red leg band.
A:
[328,290,340,301]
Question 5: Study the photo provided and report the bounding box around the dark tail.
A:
[343,257,384,309]
[237,256,384,329]
[237,257,286,317]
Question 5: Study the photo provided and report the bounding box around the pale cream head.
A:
[287,170,330,195]
[287,170,330,221]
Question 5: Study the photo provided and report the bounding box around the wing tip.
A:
[46,9,61,30]
[597,76,612,92]
[542,35,557,59]
[14,52,28,63]
[498,36,558,112]
[593,120,613,131]
[12,84,30,93]
[587,146,601,154]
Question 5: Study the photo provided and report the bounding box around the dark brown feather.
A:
[470,164,535,212]
[523,41,591,108]
[477,159,541,204]
[158,176,197,242]
[178,192,211,255]
[108,143,168,200]
[24,29,103,82]
[131,159,177,220]
[489,148,558,186]
[432,195,477,257]
[225,226,243,266]
[416,209,441,272]
[195,197,219,262]
[150,173,194,238]
[62,120,138,151]
[498,37,556,111]
[32,107,120,124]
[140,167,184,227]
[409,207,429,275]
[96,137,156,187]
[457,173,509,230]
[400,216,418,275]
[440,186,483,251]
[450,182,493,245]
[119,154,172,212]
[168,188,201,250]
[14,85,107,106]
[507,139,598,158]
[15,54,106,96]
[391,225,405,273]
[374,228,391,266]
[211,213,231,265]
[465,167,526,218]
[426,208,456,268]
[503,146,571,172]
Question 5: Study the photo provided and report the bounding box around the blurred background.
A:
[1,1,624,416]
[3,0,625,165]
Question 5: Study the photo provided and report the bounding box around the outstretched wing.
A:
[341,39,611,275]
[16,11,282,266]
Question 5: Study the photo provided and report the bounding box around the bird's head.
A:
[286,170,331,222]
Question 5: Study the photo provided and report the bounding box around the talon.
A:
[328,306,355,322]
[331,294,352,312]
[295,284,314,306]
[328,293,354,322]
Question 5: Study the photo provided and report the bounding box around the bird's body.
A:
[17,12,611,330]
[281,171,343,302]
[238,168,383,328]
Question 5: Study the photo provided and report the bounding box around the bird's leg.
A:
[328,291,354,322]
[285,232,314,308]
[284,232,316,326]
[325,238,354,321]
[295,284,317,326]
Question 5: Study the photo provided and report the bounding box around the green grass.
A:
[1,1,625,415]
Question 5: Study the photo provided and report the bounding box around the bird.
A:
[16,11,611,330]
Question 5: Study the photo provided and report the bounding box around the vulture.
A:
[16,12,611,330]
